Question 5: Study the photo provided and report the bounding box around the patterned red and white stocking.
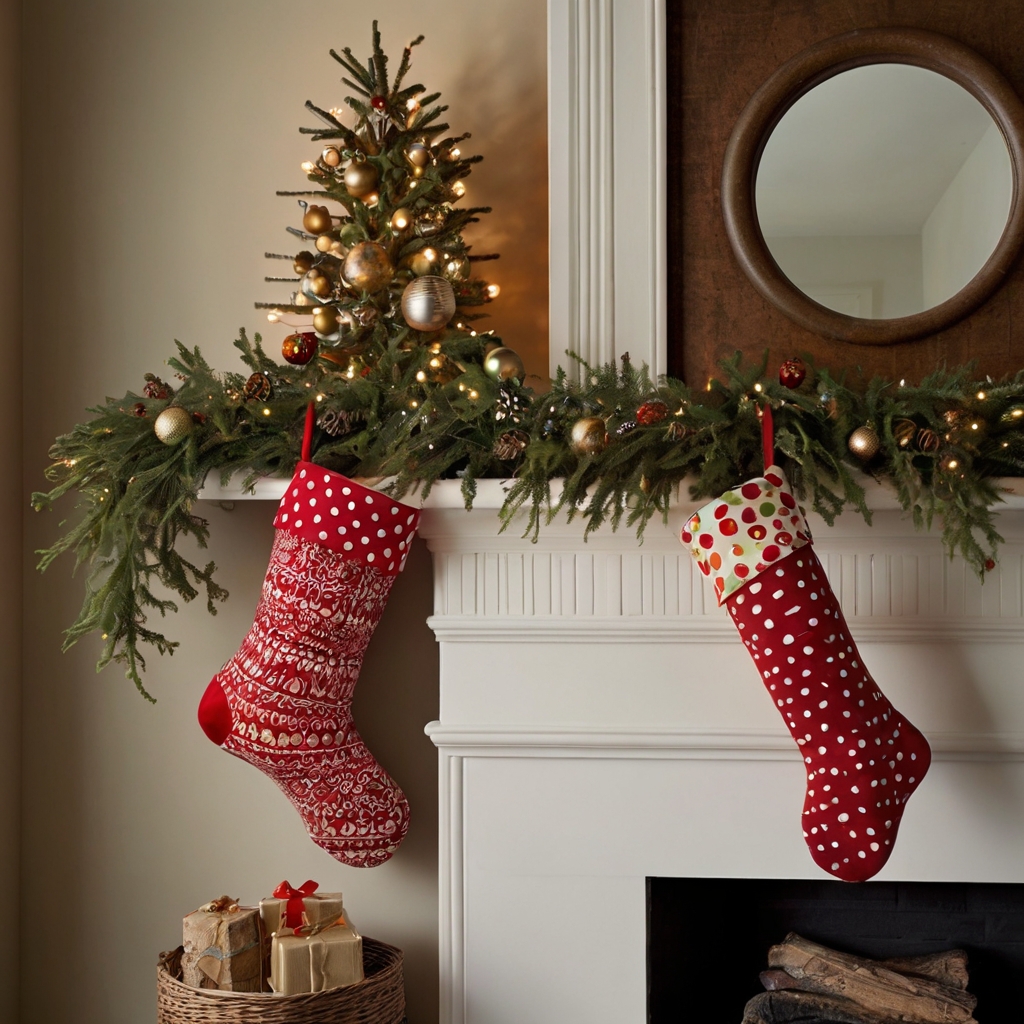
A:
[680,420,930,881]
[198,407,421,867]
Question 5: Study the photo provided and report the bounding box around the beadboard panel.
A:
[428,544,1024,635]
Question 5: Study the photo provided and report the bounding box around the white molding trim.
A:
[437,753,465,1024]
[426,724,1024,763]
[426,614,1024,644]
[548,0,666,380]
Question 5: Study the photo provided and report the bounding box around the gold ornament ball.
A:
[302,205,333,234]
[404,250,436,276]
[154,407,194,446]
[483,346,526,383]
[321,145,342,168]
[312,307,342,335]
[305,270,332,297]
[445,255,471,281]
[343,241,394,293]
[390,207,415,232]
[570,416,608,457]
[848,424,881,461]
[344,159,379,198]
[401,275,456,331]
[406,142,431,168]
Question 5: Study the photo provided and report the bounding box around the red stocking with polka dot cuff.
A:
[680,423,930,881]
[198,405,421,867]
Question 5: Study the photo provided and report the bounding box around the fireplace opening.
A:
[647,877,1024,1022]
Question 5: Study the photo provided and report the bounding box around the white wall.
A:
[922,122,1013,309]
[20,4,547,1023]
[765,234,923,318]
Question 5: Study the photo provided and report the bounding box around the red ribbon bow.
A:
[273,879,319,930]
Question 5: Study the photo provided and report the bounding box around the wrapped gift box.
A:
[269,913,364,994]
[260,884,345,937]
[181,896,265,992]
[259,880,363,995]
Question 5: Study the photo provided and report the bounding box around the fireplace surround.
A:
[418,476,1024,1023]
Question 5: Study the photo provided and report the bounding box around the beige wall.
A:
[20,4,547,1023]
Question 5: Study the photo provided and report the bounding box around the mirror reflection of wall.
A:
[756,64,1013,319]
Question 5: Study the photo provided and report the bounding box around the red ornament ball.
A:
[282,332,318,365]
[986,558,996,572]
[370,95,387,111]
[779,357,807,389]
[636,400,669,425]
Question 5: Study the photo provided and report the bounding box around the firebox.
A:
[647,877,1024,1021]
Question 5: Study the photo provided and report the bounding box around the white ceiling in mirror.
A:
[757,64,1003,236]
[755,63,1013,318]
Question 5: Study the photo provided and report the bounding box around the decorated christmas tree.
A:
[32,24,533,699]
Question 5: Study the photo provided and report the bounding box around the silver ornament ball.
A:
[154,407,194,446]
[401,275,456,332]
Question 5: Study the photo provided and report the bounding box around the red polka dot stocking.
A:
[681,457,931,882]
[198,408,421,867]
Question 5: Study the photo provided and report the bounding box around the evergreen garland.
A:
[30,25,1024,698]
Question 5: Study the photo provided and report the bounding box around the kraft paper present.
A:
[269,912,364,994]
[181,897,266,992]
[260,889,346,937]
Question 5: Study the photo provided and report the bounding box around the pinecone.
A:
[243,372,272,401]
[493,429,530,461]
[317,408,359,437]
[143,374,174,400]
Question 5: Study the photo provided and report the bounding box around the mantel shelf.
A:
[198,473,1024,513]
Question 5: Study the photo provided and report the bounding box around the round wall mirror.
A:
[722,29,1024,345]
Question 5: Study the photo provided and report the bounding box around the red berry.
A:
[131,402,147,417]
[282,332,318,365]
[985,558,996,571]
[779,357,807,389]
[371,95,387,111]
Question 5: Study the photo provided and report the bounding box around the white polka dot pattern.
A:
[273,462,420,576]
[681,465,811,603]
[725,545,932,882]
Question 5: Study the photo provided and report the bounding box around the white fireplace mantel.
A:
[417,479,1024,1024]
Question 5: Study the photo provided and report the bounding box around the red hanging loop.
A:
[761,403,775,471]
[301,401,316,463]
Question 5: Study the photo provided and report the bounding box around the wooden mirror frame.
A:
[721,27,1024,346]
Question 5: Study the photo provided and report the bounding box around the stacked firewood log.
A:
[743,933,977,1023]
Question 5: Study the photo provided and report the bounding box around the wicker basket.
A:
[157,936,405,1024]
